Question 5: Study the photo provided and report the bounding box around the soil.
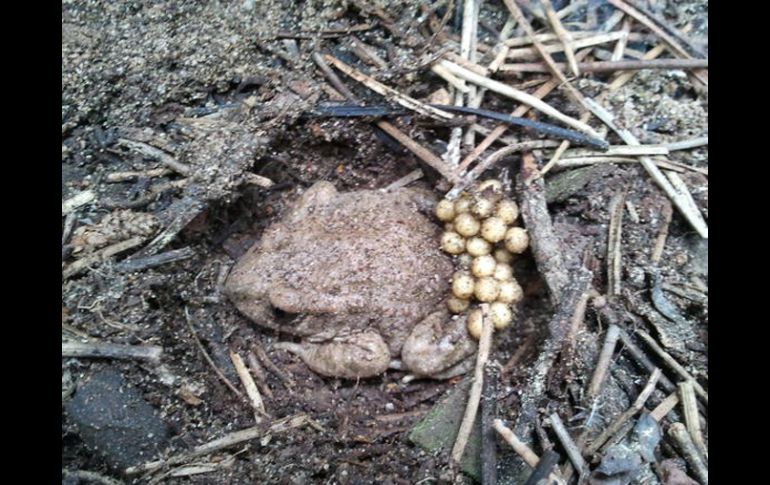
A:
[62,1,707,484]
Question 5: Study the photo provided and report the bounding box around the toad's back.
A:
[225,184,454,352]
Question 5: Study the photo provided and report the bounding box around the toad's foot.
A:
[401,310,477,378]
[274,330,390,379]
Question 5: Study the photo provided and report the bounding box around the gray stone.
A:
[409,378,481,479]
[546,165,612,203]
[64,368,169,470]
[686,236,708,280]
[632,412,662,463]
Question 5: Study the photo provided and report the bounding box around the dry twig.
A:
[607,191,626,296]
[106,168,173,183]
[518,151,570,300]
[253,343,296,390]
[487,16,518,73]
[62,190,96,215]
[650,391,679,422]
[115,246,195,273]
[312,52,459,183]
[431,64,470,93]
[605,0,707,87]
[244,173,275,188]
[539,38,674,177]
[502,30,620,48]
[616,328,676,394]
[493,420,565,485]
[587,324,621,399]
[385,169,424,191]
[348,35,387,68]
[542,0,579,76]
[502,0,592,114]
[635,329,708,404]
[246,351,274,399]
[271,23,373,39]
[323,54,453,121]
[668,422,708,485]
[451,306,493,464]
[567,145,670,157]
[512,266,592,463]
[612,17,632,61]
[62,341,163,364]
[448,140,559,198]
[375,122,461,183]
[651,199,673,264]
[63,236,146,279]
[549,413,586,475]
[116,138,191,177]
[663,136,708,151]
[62,470,124,485]
[494,419,539,467]
[586,368,662,455]
[184,308,244,400]
[139,199,206,256]
[62,211,77,246]
[457,47,593,172]
[583,97,708,238]
[504,31,627,59]
[125,414,311,476]
[437,59,601,138]
[679,381,708,462]
[498,57,708,74]
[230,350,268,423]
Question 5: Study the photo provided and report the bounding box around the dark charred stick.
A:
[115,246,196,272]
[523,449,561,485]
[310,104,609,150]
[518,151,569,301]
[481,363,499,485]
[512,267,592,447]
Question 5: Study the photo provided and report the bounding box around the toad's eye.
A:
[271,306,298,325]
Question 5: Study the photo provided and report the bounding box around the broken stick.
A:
[62,341,163,364]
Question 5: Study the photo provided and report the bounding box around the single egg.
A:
[493,248,514,264]
[493,263,513,281]
[447,296,470,314]
[441,231,466,255]
[466,309,484,339]
[452,271,476,299]
[471,255,497,277]
[454,196,472,214]
[496,199,519,224]
[504,227,530,254]
[478,179,502,190]
[457,253,473,269]
[481,216,507,243]
[454,213,481,237]
[477,179,503,202]
[489,302,513,329]
[497,279,524,304]
[474,277,500,302]
[466,236,492,257]
[472,197,495,219]
[436,199,456,222]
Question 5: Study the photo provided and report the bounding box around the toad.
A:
[225,181,477,379]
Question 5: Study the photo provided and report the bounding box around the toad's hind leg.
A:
[401,310,477,378]
[274,330,391,379]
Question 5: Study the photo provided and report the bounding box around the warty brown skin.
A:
[225,181,477,379]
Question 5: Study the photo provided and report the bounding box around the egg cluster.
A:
[436,180,530,340]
